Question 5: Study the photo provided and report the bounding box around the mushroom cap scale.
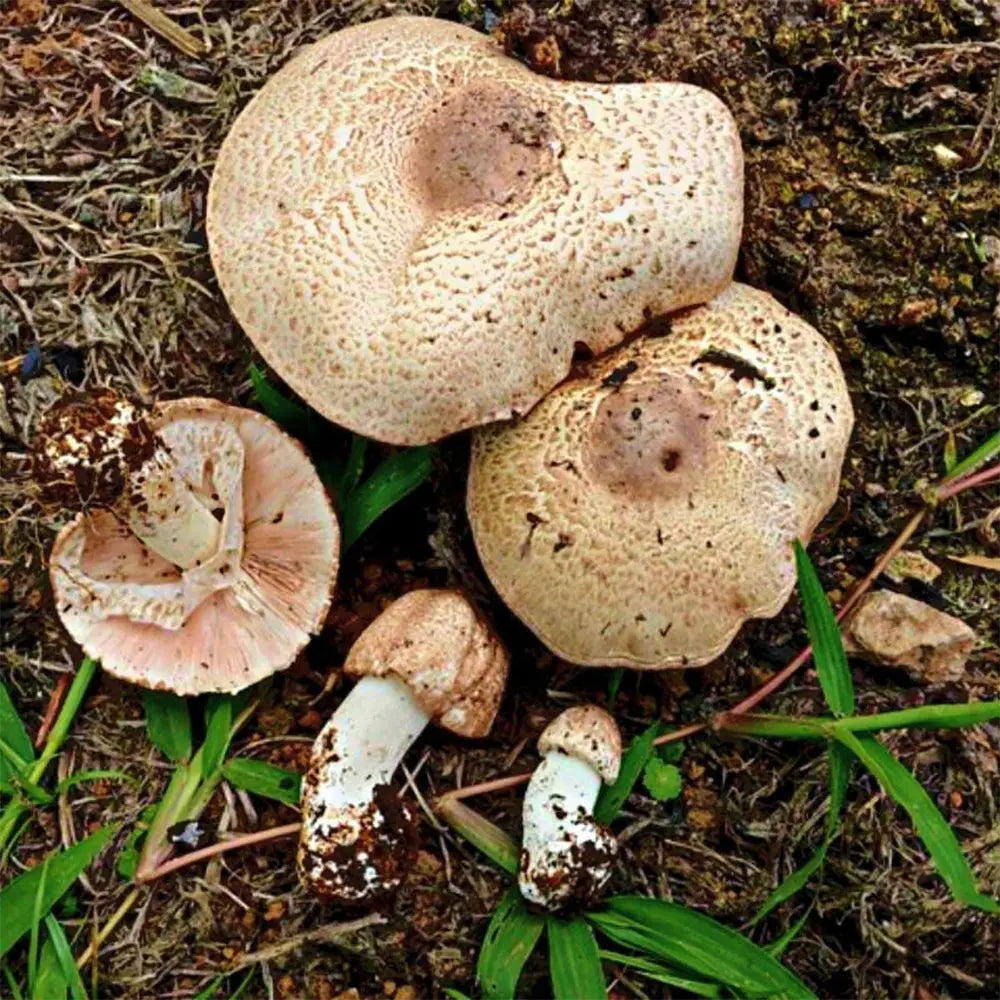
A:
[207,15,743,445]
[538,705,621,783]
[50,398,339,695]
[467,283,854,669]
[343,588,508,738]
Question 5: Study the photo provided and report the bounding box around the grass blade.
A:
[594,721,661,824]
[0,826,115,959]
[794,541,853,716]
[341,435,369,498]
[141,690,191,763]
[200,696,233,779]
[249,365,312,441]
[31,934,66,1000]
[436,796,519,875]
[0,681,35,792]
[836,702,1000,734]
[547,917,606,1000]
[41,916,86,1000]
[766,906,813,959]
[27,855,48,994]
[477,887,544,1000]
[835,730,998,912]
[598,950,719,997]
[752,743,851,922]
[938,427,1000,485]
[222,758,301,806]
[340,446,436,550]
[590,896,816,999]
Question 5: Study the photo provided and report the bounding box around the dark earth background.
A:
[1,1,998,997]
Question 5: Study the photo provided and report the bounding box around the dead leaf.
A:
[946,553,1000,571]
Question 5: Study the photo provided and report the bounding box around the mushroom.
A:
[34,392,339,694]
[298,589,508,903]
[519,705,621,910]
[207,16,743,445]
[468,282,854,668]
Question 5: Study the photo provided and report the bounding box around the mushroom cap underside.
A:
[467,283,854,669]
[207,15,743,445]
[50,398,339,695]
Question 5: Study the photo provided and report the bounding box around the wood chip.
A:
[117,0,205,59]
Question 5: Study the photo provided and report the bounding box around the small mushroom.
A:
[207,16,743,445]
[468,282,854,668]
[519,705,621,911]
[33,392,339,694]
[298,589,508,903]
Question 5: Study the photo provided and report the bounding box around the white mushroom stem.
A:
[117,442,222,570]
[309,674,429,817]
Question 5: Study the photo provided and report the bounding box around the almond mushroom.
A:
[34,393,339,695]
[467,283,854,669]
[207,16,743,445]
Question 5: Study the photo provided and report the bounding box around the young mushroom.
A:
[520,705,622,911]
[33,392,339,694]
[298,589,508,904]
[468,283,854,669]
[207,16,743,445]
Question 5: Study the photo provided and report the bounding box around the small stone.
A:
[959,388,984,407]
[395,988,417,1000]
[897,298,938,326]
[844,590,976,683]
[885,550,941,585]
[383,982,397,997]
[864,482,887,498]
[932,143,962,168]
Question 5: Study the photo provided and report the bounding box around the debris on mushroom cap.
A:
[844,590,976,684]
[468,282,854,669]
[32,390,157,509]
[207,16,743,445]
[344,588,509,738]
[48,397,339,695]
[538,705,622,783]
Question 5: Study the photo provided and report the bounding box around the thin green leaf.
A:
[477,887,544,1000]
[222,758,301,806]
[54,769,133,796]
[341,435,369,498]
[598,950,720,998]
[201,696,233,779]
[836,701,1000,734]
[752,743,851,923]
[1,756,52,804]
[607,669,624,707]
[547,917,606,1000]
[27,855,48,994]
[0,682,35,793]
[0,826,115,959]
[641,759,683,802]
[834,730,998,912]
[939,427,1000,485]
[442,990,473,1000]
[794,540,853,717]
[594,721,661,824]
[437,797,519,875]
[657,740,686,765]
[31,935,66,1000]
[141,690,191,763]
[2,960,26,1000]
[766,907,813,959]
[42,916,86,1000]
[249,365,312,440]
[590,897,816,999]
[340,446,436,550]
[117,803,157,881]
[194,969,255,1000]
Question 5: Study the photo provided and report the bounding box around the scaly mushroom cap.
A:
[49,398,339,694]
[343,589,508,738]
[207,15,743,445]
[468,283,854,669]
[538,705,622,783]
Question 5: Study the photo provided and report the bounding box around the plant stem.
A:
[75,888,140,970]
[715,714,832,740]
[137,822,301,883]
[434,796,519,875]
[0,658,99,853]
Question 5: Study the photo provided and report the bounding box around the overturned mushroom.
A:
[207,16,743,445]
[520,705,621,910]
[468,283,854,668]
[34,392,338,694]
[298,589,508,904]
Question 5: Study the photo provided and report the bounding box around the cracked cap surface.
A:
[207,15,743,444]
[468,283,854,669]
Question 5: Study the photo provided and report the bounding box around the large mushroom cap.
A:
[468,283,854,669]
[49,398,339,694]
[207,16,743,445]
[344,589,508,738]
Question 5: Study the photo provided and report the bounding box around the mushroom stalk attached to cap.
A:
[519,705,622,911]
[34,391,230,569]
[299,589,508,904]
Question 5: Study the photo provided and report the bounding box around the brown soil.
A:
[1,1,998,998]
